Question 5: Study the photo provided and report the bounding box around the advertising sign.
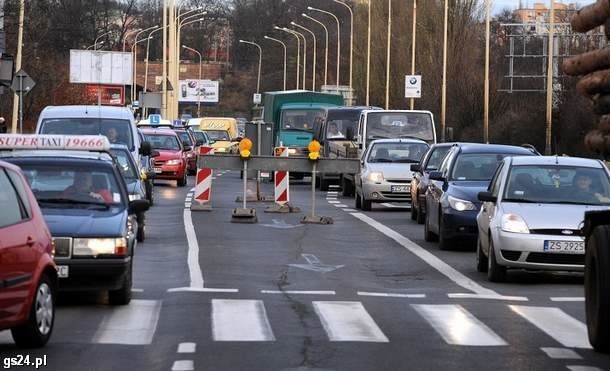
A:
[85,85,124,105]
[404,75,422,98]
[178,79,219,103]
[70,50,132,85]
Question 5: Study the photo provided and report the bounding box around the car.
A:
[0,135,149,305]
[354,138,430,211]
[172,127,200,175]
[476,156,610,282]
[0,160,57,348]
[191,129,213,148]
[141,128,190,187]
[424,143,538,250]
[410,142,457,224]
[110,144,149,242]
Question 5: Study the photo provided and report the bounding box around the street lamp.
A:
[239,39,262,94]
[291,22,317,91]
[85,41,103,50]
[145,26,169,94]
[410,0,417,110]
[182,45,203,116]
[275,26,301,90]
[484,0,490,144]
[94,30,113,50]
[333,0,353,91]
[308,6,340,87]
[130,25,159,103]
[303,13,328,87]
[122,28,142,52]
[385,0,392,110]
[441,0,448,142]
[366,0,371,106]
[175,11,208,106]
[286,28,307,90]
[264,36,287,91]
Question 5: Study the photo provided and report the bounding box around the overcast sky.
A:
[492,0,596,14]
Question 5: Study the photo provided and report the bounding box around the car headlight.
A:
[166,159,182,165]
[501,213,530,234]
[73,238,128,256]
[366,172,384,183]
[288,148,298,155]
[448,195,476,211]
[129,194,141,201]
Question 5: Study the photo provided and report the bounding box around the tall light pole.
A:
[94,30,113,50]
[264,36,287,91]
[545,0,555,155]
[162,0,168,118]
[239,40,262,94]
[10,0,24,133]
[483,0,490,143]
[287,28,307,90]
[292,22,317,91]
[144,26,169,102]
[85,41,104,50]
[366,0,371,106]
[131,26,159,103]
[334,0,353,91]
[308,6,340,87]
[410,0,417,110]
[122,28,141,52]
[275,26,300,90]
[441,0,448,142]
[182,45,203,116]
[303,13,328,87]
[385,0,392,110]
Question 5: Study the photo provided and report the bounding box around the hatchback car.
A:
[172,127,200,175]
[0,160,57,348]
[424,143,537,249]
[476,156,610,282]
[355,138,430,211]
[141,128,189,187]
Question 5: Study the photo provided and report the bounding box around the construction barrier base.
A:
[235,195,275,203]
[190,202,213,211]
[264,203,301,213]
[231,208,258,223]
[301,215,334,225]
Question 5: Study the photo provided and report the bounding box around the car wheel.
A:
[416,196,426,224]
[424,209,439,242]
[487,239,507,283]
[410,197,417,221]
[136,212,145,242]
[438,214,451,250]
[11,274,55,348]
[109,261,132,306]
[585,225,610,353]
[355,191,362,209]
[361,192,372,211]
[177,171,187,187]
[146,181,154,206]
[476,236,488,273]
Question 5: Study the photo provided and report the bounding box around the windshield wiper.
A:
[502,198,539,203]
[547,200,605,206]
[396,159,419,163]
[37,198,109,208]
[372,159,393,163]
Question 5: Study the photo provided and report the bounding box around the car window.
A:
[0,169,27,227]
[7,168,32,218]
[204,130,230,141]
[424,146,451,171]
[111,149,139,180]
[145,134,181,150]
[489,162,505,197]
[451,153,509,181]
[367,142,429,163]
[40,118,134,151]
[192,131,207,143]
[176,131,193,146]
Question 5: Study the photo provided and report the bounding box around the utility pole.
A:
[410,0,417,110]
[162,0,167,118]
[10,0,24,133]
[483,0,490,143]
[545,0,555,155]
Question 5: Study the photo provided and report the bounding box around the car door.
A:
[478,161,506,251]
[427,149,455,233]
[356,145,371,193]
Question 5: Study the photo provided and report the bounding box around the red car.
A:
[173,128,200,175]
[0,160,57,348]
[141,128,189,187]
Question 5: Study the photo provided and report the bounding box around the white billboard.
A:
[404,75,422,98]
[178,79,219,103]
[69,50,133,85]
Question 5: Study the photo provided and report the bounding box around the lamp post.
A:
[303,13,328,87]
[264,36,287,91]
[292,22,317,91]
[122,28,141,52]
[239,40,262,94]
[182,45,203,116]
[545,0,555,155]
[130,25,159,103]
[385,0,392,110]
[275,26,301,90]
[94,30,113,50]
[287,28,307,90]
[366,0,371,106]
[484,0,490,143]
[145,26,169,96]
[441,0,448,142]
[410,0,417,110]
[10,0,24,133]
[85,41,103,50]
[334,0,353,91]
[308,6,340,87]
[162,0,168,118]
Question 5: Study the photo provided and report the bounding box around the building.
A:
[514,2,577,23]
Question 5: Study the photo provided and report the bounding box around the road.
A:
[1,171,609,371]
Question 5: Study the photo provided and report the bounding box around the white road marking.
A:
[177,342,196,353]
[566,367,603,371]
[326,197,337,200]
[342,208,357,212]
[357,291,426,298]
[185,197,193,202]
[184,203,191,208]
[313,301,389,342]
[448,293,528,301]
[212,299,275,341]
[190,187,195,192]
[540,347,582,359]
[350,212,500,296]
[550,297,585,302]
[261,290,336,295]
[334,204,348,208]
[183,209,204,288]
[412,304,507,346]
[327,200,340,204]
[509,306,592,348]
[171,360,194,371]
[167,287,239,293]
[381,203,404,208]
[92,300,161,345]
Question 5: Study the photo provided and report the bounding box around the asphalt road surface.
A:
[1,171,609,371]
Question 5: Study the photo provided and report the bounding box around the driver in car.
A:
[63,172,113,203]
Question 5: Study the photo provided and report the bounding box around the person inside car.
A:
[106,127,120,144]
[327,122,344,139]
[63,172,113,203]
[573,171,610,203]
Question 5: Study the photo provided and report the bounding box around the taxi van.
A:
[0,135,149,305]
[188,117,240,154]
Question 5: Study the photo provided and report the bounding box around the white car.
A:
[476,155,610,282]
[355,138,430,211]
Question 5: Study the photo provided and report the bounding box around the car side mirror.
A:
[195,139,204,146]
[410,164,421,173]
[139,141,152,156]
[208,139,216,145]
[478,191,497,203]
[183,145,192,152]
[151,150,161,158]
[429,171,445,181]
[234,137,243,142]
[129,199,150,214]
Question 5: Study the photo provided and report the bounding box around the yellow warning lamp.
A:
[239,138,253,158]
[308,140,321,160]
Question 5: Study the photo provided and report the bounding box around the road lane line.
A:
[334,204,348,208]
[509,306,592,348]
[167,287,239,293]
[313,301,389,342]
[93,300,161,345]
[566,367,603,371]
[171,360,194,371]
[540,347,582,359]
[350,212,500,296]
[412,304,507,346]
[448,293,528,301]
[183,209,204,288]
[212,299,275,341]
[342,208,357,212]
[327,201,340,204]
[177,342,196,353]
[261,290,336,295]
[550,297,585,302]
[358,291,426,298]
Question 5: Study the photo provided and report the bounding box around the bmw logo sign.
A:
[409,77,418,85]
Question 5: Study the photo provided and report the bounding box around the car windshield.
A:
[366,112,434,143]
[367,142,430,163]
[325,110,362,140]
[110,149,139,180]
[40,118,134,151]
[176,131,193,146]
[205,130,230,141]
[425,146,452,171]
[192,131,207,143]
[281,109,324,132]
[503,165,610,205]
[145,134,181,150]
[15,162,123,205]
[451,153,510,181]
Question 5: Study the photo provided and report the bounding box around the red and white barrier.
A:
[191,146,214,211]
[274,146,289,205]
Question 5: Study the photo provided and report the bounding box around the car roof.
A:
[325,106,382,112]
[139,128,179,136]
[0,159,25,172]
[0,150,114,162]
[360,109,433,115]
[39,105,134,120]
[509,155,604,168]
[454,143,535,155]
[369,138,428,145]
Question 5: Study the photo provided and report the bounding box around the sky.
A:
[492,0,596,14]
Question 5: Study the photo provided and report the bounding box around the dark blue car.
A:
[424,143,537,249]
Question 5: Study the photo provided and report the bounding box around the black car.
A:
[424,143,537,250]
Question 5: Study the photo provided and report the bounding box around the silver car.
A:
[355,138,430,211]
[476,155,610,282]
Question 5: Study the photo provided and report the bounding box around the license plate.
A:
[154,167,162,174]
[543,240,584,254]
[391,185,409,193]
[57,265,69,278]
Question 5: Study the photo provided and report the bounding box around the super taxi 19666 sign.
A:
[0,135,110,151]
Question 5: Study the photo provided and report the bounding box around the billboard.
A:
[70,50,132,85]
[178,79,219,103]
[85,85,124,106]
